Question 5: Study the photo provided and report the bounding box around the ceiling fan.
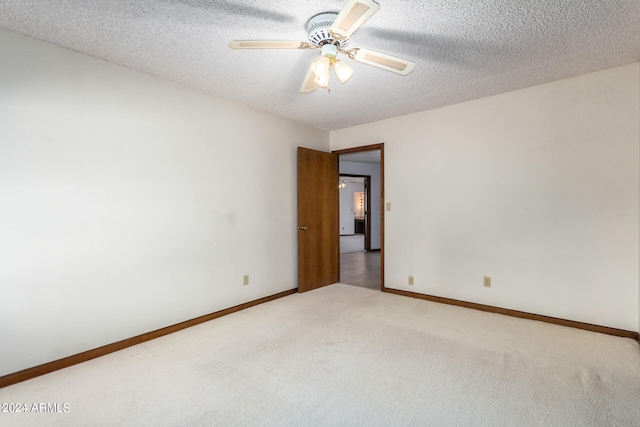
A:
[229,0,416,93]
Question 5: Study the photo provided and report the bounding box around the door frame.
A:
[333,143,385,290]
[339,173,371,251]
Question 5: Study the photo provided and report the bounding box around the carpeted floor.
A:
[1,284,639,426]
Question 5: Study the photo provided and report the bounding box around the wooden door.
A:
[297,147,339,293]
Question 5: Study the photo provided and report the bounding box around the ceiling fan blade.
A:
[229,40,310,49]
[330,0,380,40]
[350,48,416,76]
[300,63,317,94]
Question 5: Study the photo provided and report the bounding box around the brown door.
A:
[297,147,339,293]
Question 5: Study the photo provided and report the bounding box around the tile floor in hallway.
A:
[340,251,381,290]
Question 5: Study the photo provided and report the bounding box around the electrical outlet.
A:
[243,275,249,286]
[408,275,414,286]
[483,276,491,288]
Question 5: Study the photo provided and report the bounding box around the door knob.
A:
[297,225,308,230]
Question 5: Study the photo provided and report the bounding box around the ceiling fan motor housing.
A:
[306,12,349,47]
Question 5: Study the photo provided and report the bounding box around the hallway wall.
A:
[339,160,381,250]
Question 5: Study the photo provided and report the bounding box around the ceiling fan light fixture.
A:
[333,60,353,84]
[312,56,331,78]
[314,71,331,88]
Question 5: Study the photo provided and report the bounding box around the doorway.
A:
[339,174,370,252]
[333,144,384,291]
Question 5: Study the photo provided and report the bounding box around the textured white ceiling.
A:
[1,1,639,130]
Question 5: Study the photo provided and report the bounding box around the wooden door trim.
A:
[333,143,384,290]
[334,143,384,155]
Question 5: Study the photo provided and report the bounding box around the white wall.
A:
[340,236,365,253]
[0,29,329,376]
[332,64,640,332]
[339,161,382,250]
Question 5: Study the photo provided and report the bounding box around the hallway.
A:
[340,251,381,290]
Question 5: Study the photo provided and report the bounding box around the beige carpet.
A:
[1,284,639,426]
